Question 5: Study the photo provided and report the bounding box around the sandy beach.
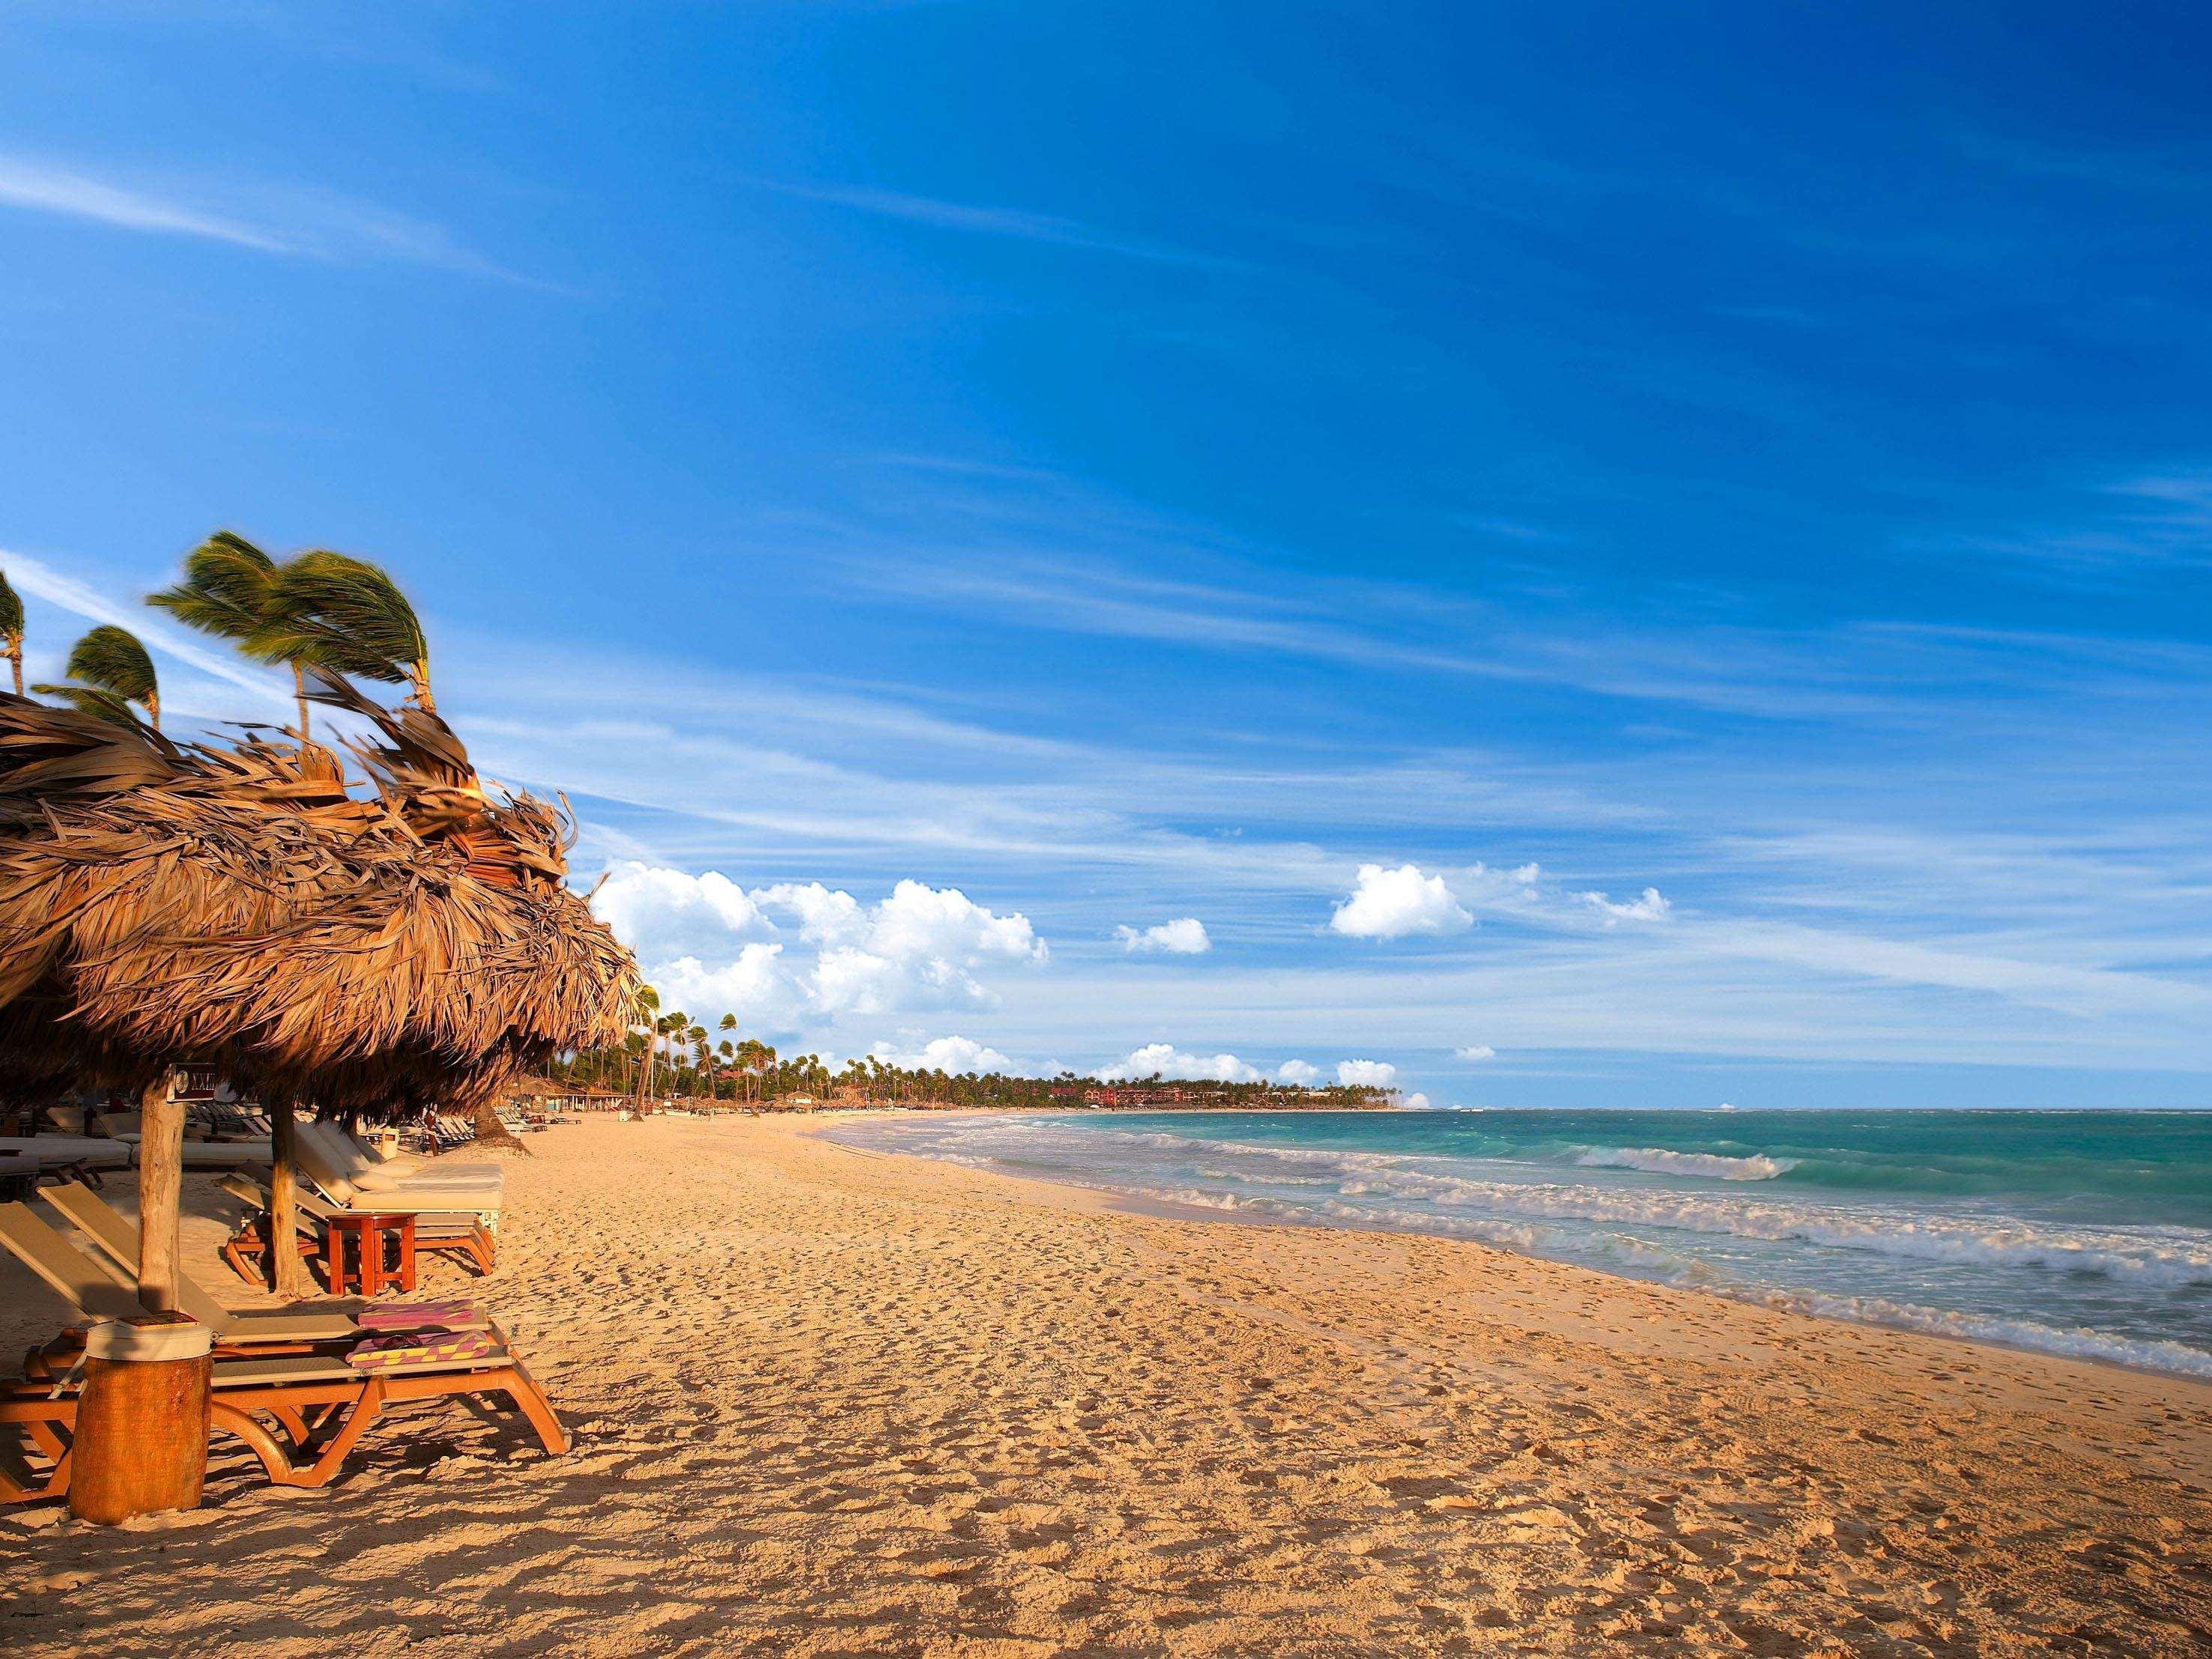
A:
[3,1113,2208,1656]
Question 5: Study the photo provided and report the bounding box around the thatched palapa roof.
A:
[0,673,639,1116]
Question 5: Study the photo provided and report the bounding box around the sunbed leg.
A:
[500,1361,570,1455]
[211,1401,314,1487]
[297,1381,387,1485]
[267,1404,313,1448]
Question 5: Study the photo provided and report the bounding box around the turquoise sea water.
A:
[828,1108,2212,1378]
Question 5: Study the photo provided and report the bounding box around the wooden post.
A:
[136,1073,185,1313]
[269,1100,307,1298]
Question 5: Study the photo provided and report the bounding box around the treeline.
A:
[545,1045,1393,1111]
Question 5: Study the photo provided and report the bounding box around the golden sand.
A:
[2,1114,2208,1655]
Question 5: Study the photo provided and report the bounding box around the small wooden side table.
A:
[321,1213,418,1296]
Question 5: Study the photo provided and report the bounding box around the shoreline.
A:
[809,1108,2212,1389]
[4,1115,2207,1653]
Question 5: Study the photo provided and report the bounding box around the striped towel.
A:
[354,1299,486,1332]
[345,1329,499,1371]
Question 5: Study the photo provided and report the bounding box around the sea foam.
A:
[1572,1144,1797,1180]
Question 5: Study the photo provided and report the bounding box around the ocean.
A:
[826,1107,2212,1379]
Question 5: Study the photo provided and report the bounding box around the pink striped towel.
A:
[345,1329,499,1371]
[354,1299,486,1332]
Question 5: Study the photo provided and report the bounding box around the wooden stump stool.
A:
[68,1314,213,1525]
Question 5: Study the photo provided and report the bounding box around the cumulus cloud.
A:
[1403,1092,1432,1109]
[590,865,769,960]
[1336,1059,1399,1088]
[1329,864,1473,938]
[1582,887,1672,925]
[1098,1043,1262,1083]
[866,1035,1034,1076]
[1276,1059,1323,1085]
[1114,918,1211,955]
[649,944,805,1032]
[591,862,1048,1034]
[1454,1044,1497,1061]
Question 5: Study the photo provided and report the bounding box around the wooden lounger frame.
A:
[1,1349,567,1503]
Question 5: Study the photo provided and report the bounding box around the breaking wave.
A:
[1572,1145,1797,1180]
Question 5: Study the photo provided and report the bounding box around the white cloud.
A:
[0,153,291,252]
[1454,1044,1497,1061]
[1098,1042,1261,1083]
[593,865,770,960]
[1336,1059,1398,1088]
[592,864,1048,1034]
[1403,1092,1432,1109]
[0,151,518,279]
[1329,863,1473,939]
[1582,887,1672,925]
[1276,1059,1323,1085]
[649,944,806,1032]
[866,1035,1034,1076]
[1115,917,1211,955]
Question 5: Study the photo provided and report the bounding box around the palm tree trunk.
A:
[137,1074,184,1312]
[291,663,311,747]
[270,1100,309,1297]
[6,648,19,697]
[409,661,436,712]
[145,691,160,733]
[473,1096,528,1153]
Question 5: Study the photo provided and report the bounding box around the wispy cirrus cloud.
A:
[1925,466,2212,577]
[0,150,529,282]
[0,153,291,252]
[769,181,1245,270]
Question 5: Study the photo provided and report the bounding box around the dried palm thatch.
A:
[0,673,639,1117]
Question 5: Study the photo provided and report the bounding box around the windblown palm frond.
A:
[64,626,158,706]
[29,683,144,729]
[255,552,434,709]
[45,625,160,730]
[147,532,277,642]
[0,568,23,697]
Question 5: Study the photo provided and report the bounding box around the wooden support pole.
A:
[137,1074,185,1313]
[269,1100,306,1298]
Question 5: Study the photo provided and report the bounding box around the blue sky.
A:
[3,3,2209,1106]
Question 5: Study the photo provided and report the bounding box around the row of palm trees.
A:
[551,1042,1402,1111]
[554,1001,784,1104]
[0,533,434,742]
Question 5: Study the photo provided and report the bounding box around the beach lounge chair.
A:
[216,1171,494,1284]
[288,1122,504,1225]
[0,1202,561,1503]
[1,1197,361,1353]
[1,1334,567,1505]
[0,1136,133,1179]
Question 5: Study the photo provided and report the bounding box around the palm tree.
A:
[148,531,315,743]
[256,551,436,711]
[0,568,22,696]
[655,1010,688,1098]
[37,625,160,729]
[631,983,662,1103]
